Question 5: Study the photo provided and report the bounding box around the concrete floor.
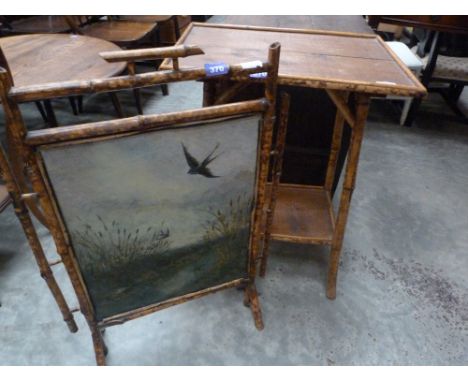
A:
[1,75,467,365]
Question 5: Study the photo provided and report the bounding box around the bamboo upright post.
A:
[326,93,370,299]
[0,145,78,333]
[259,92,290,277]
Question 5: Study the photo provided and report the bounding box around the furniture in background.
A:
[0,15,71,35]
[0,43,287,365]
[163,22,426,299]
[116,15,188,45]
[368,16,468,125]
[0,33,126,227]
[65,16,168,113]
[0,33,127,126]
[384,41,424,125]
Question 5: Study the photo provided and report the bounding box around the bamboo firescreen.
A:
[0,43,288,365]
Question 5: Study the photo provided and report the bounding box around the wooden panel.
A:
[266,183,335,245]
[0,34,127,87]
[165,23,425,96]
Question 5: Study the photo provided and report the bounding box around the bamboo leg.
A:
[243,287,250,307]
[327,94,370,300]
[324,93,349,192]
[259,92,290,277]
[0,145,78,333]
[91,325,107,365]
[202,80,216,107]
[246,284,264,330]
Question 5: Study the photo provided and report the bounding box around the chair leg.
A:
[77,96,84,113]
[133,88,143,115]
[403,97,422,127]
[245,283,264,330]
[43,100,58,127]
[34,101,48,123]
[68,97,78,115]
[109,93,124,118]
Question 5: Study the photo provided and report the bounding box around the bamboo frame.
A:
[0,43,284,365]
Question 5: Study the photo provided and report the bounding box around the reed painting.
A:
[40,115,261,320]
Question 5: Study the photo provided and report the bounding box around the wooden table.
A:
[161,23,426,299]
[0,34,127,125]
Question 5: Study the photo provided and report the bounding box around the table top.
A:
[0,34,127,87]
[161,23,426,97]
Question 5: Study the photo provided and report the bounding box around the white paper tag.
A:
[240,60,263,69]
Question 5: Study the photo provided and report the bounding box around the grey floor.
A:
[1,74,467,365]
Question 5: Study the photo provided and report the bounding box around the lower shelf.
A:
[265,183,335,245]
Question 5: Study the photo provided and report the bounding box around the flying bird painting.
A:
[181,142,221,178]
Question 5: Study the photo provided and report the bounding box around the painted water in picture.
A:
[41,115,261,319]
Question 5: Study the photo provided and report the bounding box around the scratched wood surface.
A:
[0,34,127,87]
[161,23,425,97]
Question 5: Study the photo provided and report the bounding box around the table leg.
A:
[327,93,370,300]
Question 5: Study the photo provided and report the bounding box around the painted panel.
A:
[40,115,261,320]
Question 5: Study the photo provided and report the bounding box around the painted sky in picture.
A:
[41,114,261,251]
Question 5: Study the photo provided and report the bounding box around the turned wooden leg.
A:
[326,94,369,300]
[109,93,124,118]
[246,284,264,330]
[34,101,48,123]
[77,96,84,113]
[43,100,58,127]
[133,88,143,115]
[68,96,78,115]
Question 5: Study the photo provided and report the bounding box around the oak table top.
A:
[0,34,127,87]
[161,23,426,97]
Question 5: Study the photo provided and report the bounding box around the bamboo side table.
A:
[161,22,426,299]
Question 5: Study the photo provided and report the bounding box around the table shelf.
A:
[265,183,335,245]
